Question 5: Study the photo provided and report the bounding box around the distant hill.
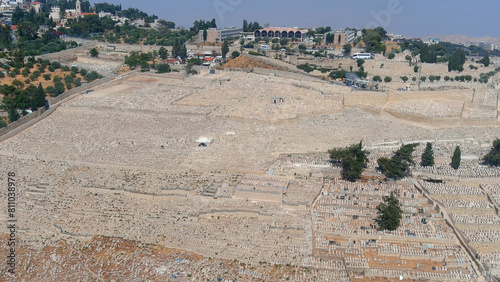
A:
[424,35,500,45]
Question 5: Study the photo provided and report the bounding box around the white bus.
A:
[352,53,374,59]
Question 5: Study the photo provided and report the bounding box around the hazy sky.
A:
[90,0,500,38]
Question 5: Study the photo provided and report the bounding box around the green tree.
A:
[328,141,369,182]
[479,52,490,67]
[203,29,207,42]
[156,63,171,73]
[378,143,418,179]
[448,48,466,72]
[388,53,395,59]
[158,47,168,60]
[451,146,461,170]
[483,139,500,167]
[373,75,382,82]
[34,83,46,108]
[343,44,352,56]
[414,65,419,73]
[231,51,240,59]
[376,191,403,231]
[89,48,99,57]
[8,106,19,122]
[357,59,365,68]
[421,142,435,167]
[384,76,392,83]
[180,44,187,59]
[405,55,412,66]
[221,40,229,59]
[400,76,408,83]
[242,19,248,32]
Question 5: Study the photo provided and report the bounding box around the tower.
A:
[76,0,81,16]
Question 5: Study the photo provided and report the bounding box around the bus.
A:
[352,53,374,59]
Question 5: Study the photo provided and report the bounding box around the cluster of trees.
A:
[118,8,157,23]
[242,20,262,32]
[478,67,500,84]
[329,142,369,182]
[362,27,387,54]
[94,3,122,14]
[398,40,498,72]
[124,51,172,74]
[0,56,101,124]
[190,19,216,33]
[171,40,187,59]
[0,8,78,56]
[377,143,418,179]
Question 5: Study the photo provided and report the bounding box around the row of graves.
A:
[311,178,479,281]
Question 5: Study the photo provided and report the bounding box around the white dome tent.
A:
[196,137,212,147]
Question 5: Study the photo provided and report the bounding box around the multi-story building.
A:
[198,27,243,43]
[325,29,356,46]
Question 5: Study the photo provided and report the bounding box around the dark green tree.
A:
[180,44,187,59]
[158,47,168,60]
[203,29,207,42]
[242,19,248,32]
[8,106,20,122]
[328,142,369,182]
[451,146,461,169]
[483,139,500,167]
[479,52,490,67]
[405,55,412,66]
[156,64,171,73]
[89,48,99,57]
[356,59,365,68]
[448,48,466,72]
[421,142,435,167]
[231,51,240,59]
[221,40,229,59]
[376,191,403,231]
[343,44,352,56]
[378,143,418,179]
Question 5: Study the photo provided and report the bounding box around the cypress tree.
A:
[421,142,435,167]
[35,83,46,107]
[376,191,403,231]
[221,40,229,59]
[451,146,461,169]
[8,106,19,122]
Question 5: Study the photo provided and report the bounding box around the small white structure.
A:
[196,137,212,147]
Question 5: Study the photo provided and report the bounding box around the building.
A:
[29,1,41,13]
[198,27,243,43]
[325,29,356,46]
[254,27,308,42]
[424,38,440,45]
[49,6,61,22]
